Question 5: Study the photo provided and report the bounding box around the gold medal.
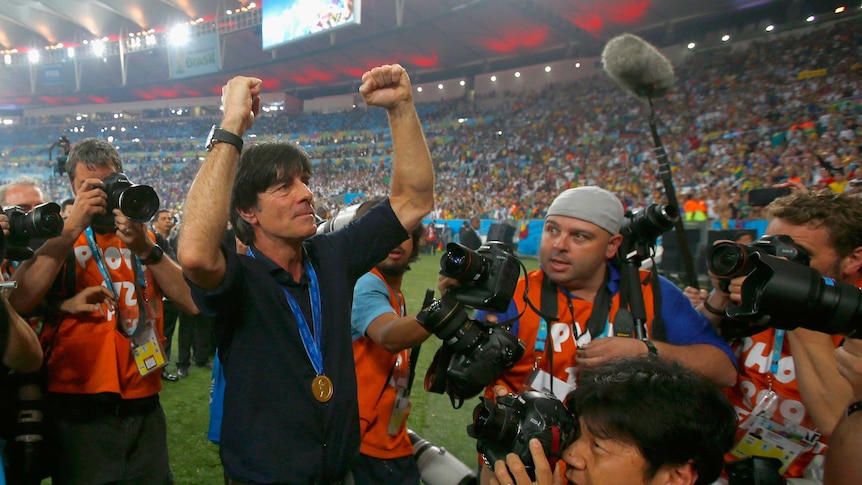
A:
[312,374,333,402]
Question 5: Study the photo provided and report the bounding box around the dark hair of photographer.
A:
[229,142,312,246]
[64,137,122,183]
[696,188,862,480]
[489,357,737,485]
[565,357,737,485]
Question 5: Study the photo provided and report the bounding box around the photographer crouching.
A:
[434,186,736,485]
[697,189,862,483]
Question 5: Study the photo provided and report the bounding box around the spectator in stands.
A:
[8,137,198,484]
[178,65,434,484]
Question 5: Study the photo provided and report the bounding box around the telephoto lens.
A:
[408,429,477,485]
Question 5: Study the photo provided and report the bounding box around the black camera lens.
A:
[708,242,752,278]
[441,243,490,284]
[1,202,64,260]
[99,172,160,224]
[6,202,63,245]
[624,203,679,243]
[470,398,520,444]
[117,185,160,223]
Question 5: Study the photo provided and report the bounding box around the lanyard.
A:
[770,329,785,376]
[84,227,148,336]
[248,248,324,376]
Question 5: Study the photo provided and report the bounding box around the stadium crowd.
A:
[0,13,861,485]
[0,20,857,224]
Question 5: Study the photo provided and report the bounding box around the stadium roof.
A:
[0,0,851,108]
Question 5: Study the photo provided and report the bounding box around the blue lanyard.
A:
[85,227,148,336]
[85,227,148,295]
[770,329,785,376]
[248,248,324,375]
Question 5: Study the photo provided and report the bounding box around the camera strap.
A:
[616,267,667,342]
[538,270,611,396]
[539,270,612,345]
[84,227,149,338]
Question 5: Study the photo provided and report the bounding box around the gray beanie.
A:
[546,186,624,235]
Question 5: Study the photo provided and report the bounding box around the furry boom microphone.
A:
[600,33,699,289]
[601,33,675,100]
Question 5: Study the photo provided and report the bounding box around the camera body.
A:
[618,203,678,262]
[417,242,525,403]
[708,234,809,279]
[439,242,521,310]
[91,172,160,229]
[1,202,64,261]
[468,390,575,480]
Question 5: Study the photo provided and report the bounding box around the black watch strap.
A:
[207,126,243,153]
[140,245,164,265]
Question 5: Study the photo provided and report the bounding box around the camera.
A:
[618,203,678,262]
[439,242,521,310]
[468,390,575,480]
[1,202,64,261]
[726,252,862,338]
[91,172,160,229]
[408,429,477,485]
[417,242,525,406]
[708,234,809,279]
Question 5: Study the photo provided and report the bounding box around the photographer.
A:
[700,190,861,480]
[7,138,198,484]
[487,357,737,485]
[348,199,431,484]
[178,65,434,484]
[469,186,736,484]
[0,176,46,213]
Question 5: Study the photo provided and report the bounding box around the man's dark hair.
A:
[230,142,312,245]
[65,138,123,183]
[61,198,74,210]
[566,357,737,485]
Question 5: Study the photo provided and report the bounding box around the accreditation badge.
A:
[729,390,819,474]
[130,320,166,376]
[387,388,411,436]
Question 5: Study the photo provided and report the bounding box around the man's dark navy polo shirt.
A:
[188,200,408,484]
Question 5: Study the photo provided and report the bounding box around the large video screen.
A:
[262,0,361,50]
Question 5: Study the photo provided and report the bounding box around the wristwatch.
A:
[140,245,164,266]
[205,125,243,153]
